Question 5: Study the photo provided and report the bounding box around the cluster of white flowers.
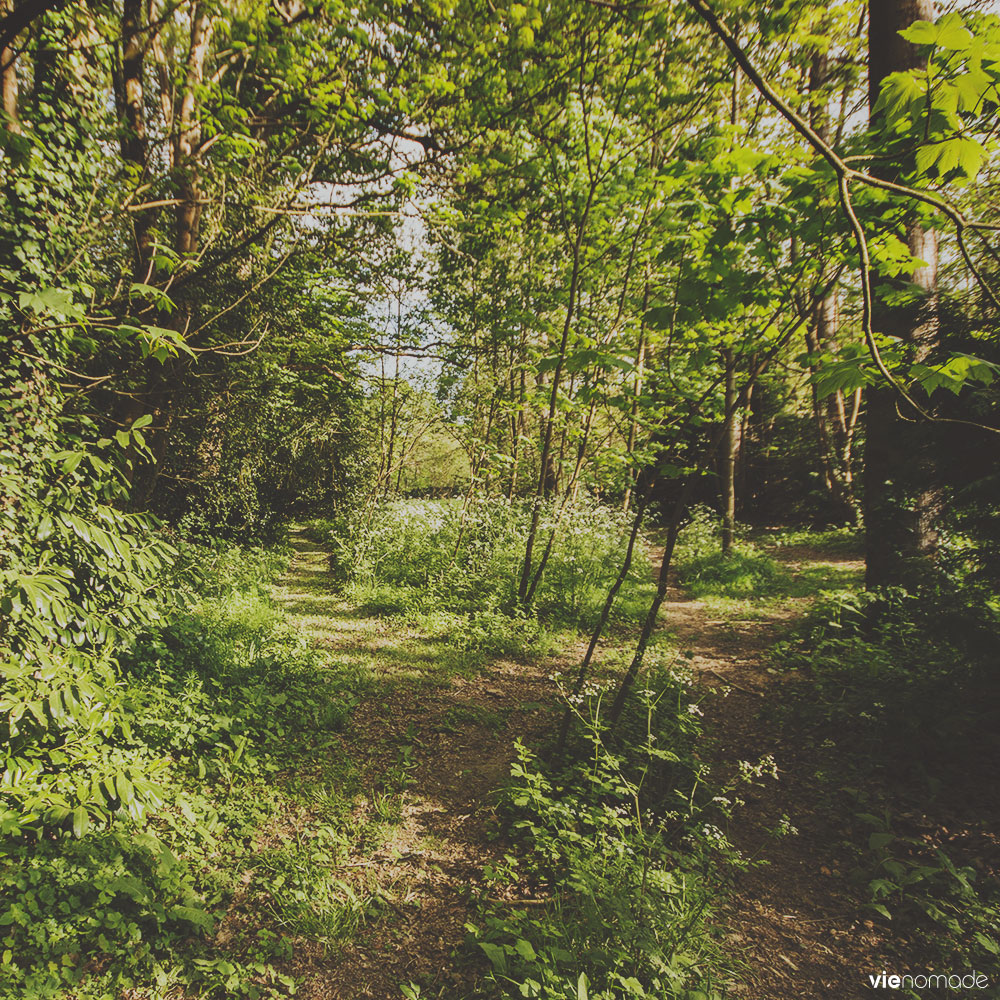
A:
[774,816,799,837]
[686,702,704,717]
[700,823,728,847]
[737,754,779,781]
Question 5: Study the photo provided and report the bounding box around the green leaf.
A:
[900,14,972,50]
[876,71,925,123]
[935,15,973,50]
[169,905,215,932]
[898,20,939,46]
[71,805,89,838]
[618,976,646,995]
[974,932,998,955]
[514,939,536,961]
[18,287,85,321]
[129,282,176,312]
[478,941,507,971]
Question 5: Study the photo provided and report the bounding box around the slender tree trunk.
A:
[606,304,815,728]
[173,4,211,257]
[622,288,648,513]
[524,395,598,605]
[115,0,159,280]
[1,0,18,133]
[556,493,647,752]
[128,6,213,508]
[606,502,687,727]
[720,347,739,554]
[517,191,593,604]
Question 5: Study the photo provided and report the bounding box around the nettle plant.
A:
[0,416,176,839]
[467,666,784,1000]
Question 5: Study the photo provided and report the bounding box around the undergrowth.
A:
[460,661,783,1000]
[674,506,862,602]
[314,496,654,630]
[772,583,1000,977]
[1,538,367,999]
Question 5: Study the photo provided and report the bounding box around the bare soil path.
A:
[270,530,569,999]
[269,529,922,1000]
[665,546,906,1000]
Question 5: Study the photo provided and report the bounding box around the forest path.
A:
[270,528,887,1000]
[269,528,568,999]
[664,544,903,1000]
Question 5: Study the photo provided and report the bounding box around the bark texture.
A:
[865,0,943,588]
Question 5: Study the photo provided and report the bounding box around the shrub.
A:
[2,531,352,998]
[464,666,776,1000]
[315,495,652,629]
[774,584,1000,751]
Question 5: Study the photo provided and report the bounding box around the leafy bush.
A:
[774,584,1000,750]
[1,422,178,840]
[316,495,652,629]
[852,811,1000,969]
[1,830,212,999]
[1,530,357,998]
[464,667,774,1000]
[771,584,1000,981]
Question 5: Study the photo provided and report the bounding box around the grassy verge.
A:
[2,537,379,999]
[671,507,864,617]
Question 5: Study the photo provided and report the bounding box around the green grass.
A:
[674,519,864,610]
[757,525,864,555]
[678,547,789,598]
[0,533,406,1000]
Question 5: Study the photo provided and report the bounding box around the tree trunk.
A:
[865,0,942,588]
[115,0,158,279]
[720,347,739,554]
[622,288,648,513]
[1,0,18,133]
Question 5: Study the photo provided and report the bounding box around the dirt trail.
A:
[273,531,895,1000]
[666,547,903,1000]
[272,531,564,999]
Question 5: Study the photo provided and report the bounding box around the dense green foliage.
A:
[1,541,364,998]
[468,675,730,1000]
[2,0,1000,996]
[318,497,653,628]
[770,586,1000,974]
